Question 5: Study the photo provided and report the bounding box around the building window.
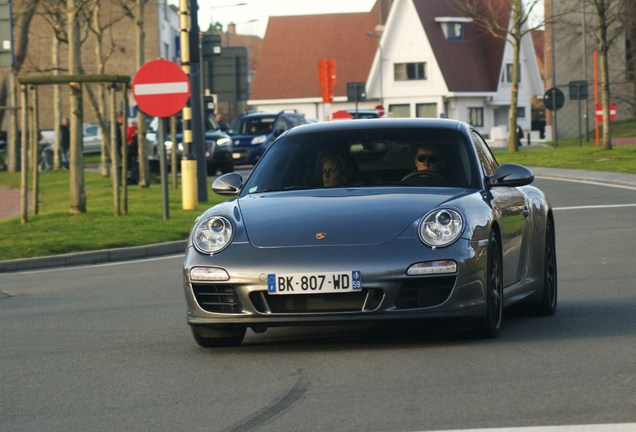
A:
[416,103,437,118]
[516,107,526,118]
[468,107,484,127]
[394,62,427,81]
[389,104,410,118]
[504,63,521,83]
[435,17,472,40]
[447,22,464,40]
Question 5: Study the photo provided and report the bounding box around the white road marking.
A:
[554,203,636,211]
[537,175,636,191]
[419,423,636,432]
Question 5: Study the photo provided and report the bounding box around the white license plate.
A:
[232,152,241,159]
[267,271,361,295]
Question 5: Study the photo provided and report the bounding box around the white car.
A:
[83,123,103,154]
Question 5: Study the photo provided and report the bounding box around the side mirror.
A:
[488,164,534,188]
[212,172,243,196]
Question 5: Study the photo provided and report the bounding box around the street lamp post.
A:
[366,31,384,108]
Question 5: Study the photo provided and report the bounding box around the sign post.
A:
[132,59,191,219]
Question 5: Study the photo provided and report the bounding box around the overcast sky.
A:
[170,0,377,37]
[171,0,545,38]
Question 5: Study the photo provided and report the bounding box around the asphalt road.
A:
[1,178,636,432]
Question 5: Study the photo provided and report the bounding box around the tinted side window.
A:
[471,131,498,176]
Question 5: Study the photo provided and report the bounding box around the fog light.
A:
[407,260,457,275]
[190,267,230,281]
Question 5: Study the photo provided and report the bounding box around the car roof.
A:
[286,117,466,135]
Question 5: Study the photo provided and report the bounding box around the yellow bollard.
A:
[181,159,198,210]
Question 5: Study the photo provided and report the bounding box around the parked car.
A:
[183,118,557,347]
[227,110,308,165]
[83,123,103,154]
[147,113,234,175]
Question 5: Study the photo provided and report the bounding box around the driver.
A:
[414,144,447,174]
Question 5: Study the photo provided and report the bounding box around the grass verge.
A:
[0,169,225,261]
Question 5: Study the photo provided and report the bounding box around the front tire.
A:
[191,326,246,347]
[476,231,503,338]
[533,217,558,315]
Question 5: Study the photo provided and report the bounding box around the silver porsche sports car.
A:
[183,118,557,347]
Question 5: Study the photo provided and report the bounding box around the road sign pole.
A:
[158,117,169,220]
[131,58,193,210]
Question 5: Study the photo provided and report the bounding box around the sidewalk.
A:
[3,167,636,273]
[0,184,25,220]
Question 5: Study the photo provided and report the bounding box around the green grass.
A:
[0,168,225,261]
[494,119,636,174]
[1,119,635,261]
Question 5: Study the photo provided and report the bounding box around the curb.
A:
[0,240,187,273]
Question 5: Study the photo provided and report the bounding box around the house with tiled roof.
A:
[249,0,543,140]
[248,3,382,120]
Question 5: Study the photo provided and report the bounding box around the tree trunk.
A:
[5,0,38,173]
[136,0,149,187]
[507,0,523,152]
[67,0,86,213]
[53,37,62,171]
[596,0,612,150]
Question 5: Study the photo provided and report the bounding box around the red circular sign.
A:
[595,102,617,122]
[375,104,385,117]
[132,59,190,118]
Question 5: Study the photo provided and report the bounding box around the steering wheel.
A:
[401,170,447,184]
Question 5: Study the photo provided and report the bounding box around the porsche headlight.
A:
[419,209,463,248]
[251,134,267,145]
[193,215,234,255]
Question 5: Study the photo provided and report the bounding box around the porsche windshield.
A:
[242,127,480,194]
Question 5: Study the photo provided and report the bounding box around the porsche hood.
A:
[237,190,464,247]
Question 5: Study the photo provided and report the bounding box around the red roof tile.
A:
[250,5,380,100]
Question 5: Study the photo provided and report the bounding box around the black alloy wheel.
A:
[535,217,558,315]
[476,231,503,338]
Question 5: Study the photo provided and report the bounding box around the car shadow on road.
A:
[195,297,636,352]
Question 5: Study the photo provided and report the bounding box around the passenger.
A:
[414,144,447,174]
[322,156,348,188]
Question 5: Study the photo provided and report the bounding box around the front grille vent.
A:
[250,288,383,313]
[395,276,456,309]
[192,284,241,313]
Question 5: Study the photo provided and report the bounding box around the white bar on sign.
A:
[134,82,188,96]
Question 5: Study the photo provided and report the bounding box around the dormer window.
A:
[435,17,473,41]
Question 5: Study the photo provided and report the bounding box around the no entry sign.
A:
[595,102,617,122]
[132,59,190,118]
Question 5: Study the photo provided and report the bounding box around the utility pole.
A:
[179,0,198,210]
[189,0,208,203]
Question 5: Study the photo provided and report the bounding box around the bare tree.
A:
[588,0,629,150]
[618,0,636,115]
[120,0,150,187]
[84,0,128,176]
[67,0,86,213]
[0,0,38,172]
[458,0,544,152]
